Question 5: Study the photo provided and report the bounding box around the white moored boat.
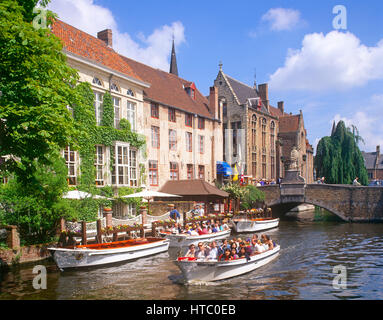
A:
[159,229,231,248]
[176,245,280,282]
[48,237,170,270]
[232,217,279,233]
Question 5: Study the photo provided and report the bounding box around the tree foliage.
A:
[314,121,368,185]
[0,0,78,186]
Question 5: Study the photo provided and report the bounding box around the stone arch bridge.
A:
[259,184,383,222]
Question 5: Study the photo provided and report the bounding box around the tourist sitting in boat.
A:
[211,224,219,233]
[229,248,239,260]
[218,248,231,261]
[238,246,250,260]
[184,244,196,257]
[229,241,238,254]
[265,235,274,250]
[217,239,230,256]
[206,241,218,260]
[195,242,207,260]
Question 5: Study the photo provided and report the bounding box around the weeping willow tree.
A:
[315,121,368,185]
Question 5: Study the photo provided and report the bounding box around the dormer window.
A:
[127,88,135,97]
[92,77,103,86]
[110,83,119,92]
[184,82,196,100]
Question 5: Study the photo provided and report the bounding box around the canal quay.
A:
[1,209,383,300]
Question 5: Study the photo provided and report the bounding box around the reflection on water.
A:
[1,218,383,300]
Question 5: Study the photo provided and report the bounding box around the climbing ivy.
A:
[68,82,146,221]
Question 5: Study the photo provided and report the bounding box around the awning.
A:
[217,161,232,176]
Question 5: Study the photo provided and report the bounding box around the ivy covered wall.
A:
[67,82,147,221]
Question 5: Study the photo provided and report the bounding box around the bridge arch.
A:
[266,198,349,221]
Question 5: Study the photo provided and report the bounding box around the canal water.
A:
[1,211,383,300]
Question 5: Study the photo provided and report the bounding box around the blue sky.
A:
[48,0,383,153]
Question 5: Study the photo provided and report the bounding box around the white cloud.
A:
[269,31,383,92]
[332,111,383,152]
[48,0,185,71]
[261,8,302,31]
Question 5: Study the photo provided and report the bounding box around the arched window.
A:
[251,115,257,149]
[92,77,103,86]
[261,118,267,150]
[127,88,135,97]
[110,83,119,92]
[270,121,275,154]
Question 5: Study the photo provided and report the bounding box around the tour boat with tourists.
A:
[176,244,281,282]
[159,228,231,248]
[231,208,279,233]
[48,237,170,271]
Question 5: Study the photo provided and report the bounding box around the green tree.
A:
[241,185,265,210]
[315,121,368,185]
[0,0,78,185]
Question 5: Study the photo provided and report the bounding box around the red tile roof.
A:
[51,19,143,83]
[279,114,300,132]
[120,56,214,119]
[52,19,214,119]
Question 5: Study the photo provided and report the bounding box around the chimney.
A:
[258,83,269,111]
[277,101,284,114]
[377,145,380,156]
[209,86,219,120]
[97,29,113,48]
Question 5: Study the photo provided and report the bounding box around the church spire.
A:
[169,37,178,76]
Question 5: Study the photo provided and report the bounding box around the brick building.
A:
[213,64,314,183]
[362,145,383,181]
[52,20,223,197]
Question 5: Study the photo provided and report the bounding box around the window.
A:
[198,117,205,129]
[169,129,177,151]
[231,121,241,157]
[252,152,257,177]
[92,77,103,86]
[271,156,275,179]
[129,149,137,187]
[64,146,77,185]
[149,160,158,186]
[270,121,275,152]
[252,115,257,151]
[168,107,176,122]
[112,96,120,129]
[185,87,195,99]
[110,83,119,92]
[262,155,266,178]
[151,126,160,149]
[185,113,193,127]
[127,101,136,131]
[112,144,129,185]
[95,146,104,186]
[170,162,179,180]
[94,92,103,126]
[198,135,204,154]
[186,132,192,152]
[151,103,159,119]
[262,118,267,149]
[198,165,205,180]
[127,88,135,97]
[187,164,194,180]
[223,101,227,117]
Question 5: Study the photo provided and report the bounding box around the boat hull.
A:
[176,245,280,282]
[160,229,231,248]
[48,238,170,270]
[232,218,279,233]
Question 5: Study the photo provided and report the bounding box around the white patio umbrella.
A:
[62,190,111,200]
[121,190,181,215]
